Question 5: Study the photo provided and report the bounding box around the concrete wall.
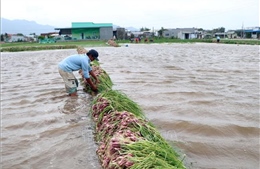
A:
[100,27,113,40]
[72,28,99,40]
[116,28,126,40]
[163,28,197,39]
[8,35,26,42]
[163,29,179,38]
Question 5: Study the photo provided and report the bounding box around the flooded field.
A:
[1,43,259,169]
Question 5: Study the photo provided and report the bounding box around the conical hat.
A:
[77,46,88,54]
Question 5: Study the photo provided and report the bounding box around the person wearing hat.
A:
[58,49,99,96]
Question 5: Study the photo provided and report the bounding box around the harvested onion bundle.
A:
[79,65,113,94]
[92,90,145,119]
[78,45,187,168]
[106,39,120,47]
[91,91,187,169]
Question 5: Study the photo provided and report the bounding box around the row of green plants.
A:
[118,38,260,45]
[0,40,108,52]
[0,45,79,52]
[218,39,260,45]
[80,59,187,168]
[1,38,259,52]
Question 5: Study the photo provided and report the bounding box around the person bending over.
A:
[58,49,100,96]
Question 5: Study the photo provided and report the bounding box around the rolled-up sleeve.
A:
[81,59,91,79]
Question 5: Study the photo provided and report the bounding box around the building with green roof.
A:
[55,22,113,40]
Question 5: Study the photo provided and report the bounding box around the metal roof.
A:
[244,29,260,33]
[72,22,112,28]
[55,22,113,30]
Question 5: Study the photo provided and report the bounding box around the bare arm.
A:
[89,70,100,84]
[85,78,97,91]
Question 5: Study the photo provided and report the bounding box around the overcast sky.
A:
[1,0,259,31]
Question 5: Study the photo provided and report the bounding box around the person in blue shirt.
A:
[217,36,220,43]
[58,49,99,96]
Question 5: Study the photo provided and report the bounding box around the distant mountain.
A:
[1,18,56,35]
[1,18,140,35]
[125,26,139,32]
[113,25,140,32]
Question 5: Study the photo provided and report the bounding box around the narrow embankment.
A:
[79,58,187,169]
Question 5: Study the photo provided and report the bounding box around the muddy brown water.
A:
[1,43,259,169]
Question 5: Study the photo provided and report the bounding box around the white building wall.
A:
[190,33,196,39]
[178,32,183,39]
[8,35,26,42]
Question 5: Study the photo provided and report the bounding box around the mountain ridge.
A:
[1,18,56,35]
[1,18,140,35]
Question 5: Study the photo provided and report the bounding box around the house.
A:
[113,27,126,40]
[244,27,260,39]
[142,31,154,38]
[163,28,199,39]
[40,32,59,38]
[55,22,113,40]
[5,34,26,42]
[26,34,37,42]
[225,31,237,39]
[215,31,237,39]
[130,31,143,38]
[214,32,226,38]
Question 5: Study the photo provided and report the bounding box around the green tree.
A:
[0,34,4,41]
[158,27,167,37]
[212,27,225,33]
[38,36,45,40]
[235,30,242,37]
[140,27,150,31]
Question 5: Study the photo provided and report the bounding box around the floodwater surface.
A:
[1,43,259,169]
